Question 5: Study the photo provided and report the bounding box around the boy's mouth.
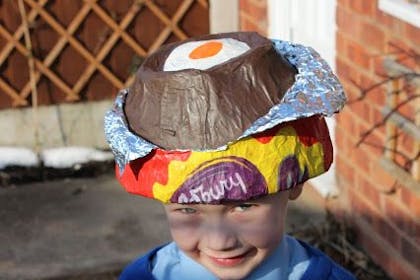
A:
[207,250,252,267]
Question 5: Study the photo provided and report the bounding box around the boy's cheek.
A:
[168,226,200,252]
[167,217,200,237]
[166,217,200,246]
[239,223,284,248]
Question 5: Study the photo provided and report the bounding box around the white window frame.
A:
[379,0,420,28]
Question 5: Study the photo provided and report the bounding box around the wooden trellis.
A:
[0,0,209,109]
[380,58,420,195]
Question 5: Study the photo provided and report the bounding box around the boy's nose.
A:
[201,221,238,251]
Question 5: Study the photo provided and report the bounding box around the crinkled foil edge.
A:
[104,40,346,172]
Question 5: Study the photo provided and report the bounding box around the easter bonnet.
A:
[104,32,345,204]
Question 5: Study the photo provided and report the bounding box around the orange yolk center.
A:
[189,41,223,59]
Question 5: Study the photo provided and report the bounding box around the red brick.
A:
[394,152,410,171]
[342,82,361,104]
[335,130,346,154]
[349,187,376,225]
[368,104,383,125]
[337,0,349,9]
[401,237,420,269]
[336,63,360,93]
[354,113,372,141]
[374,214,401,250]
[397,100,415,121]
[353,220,419,280]
[336,56,350,78]
[350,175,420,280]
[348,99,371,125]
[370,164,397,193]
[335,126,354,157]
[358,71,380,89]
[336,30,348,58]
[348,0,377,17]
[393,130,415,168]
[248,0,267,7]
[372,56,389,77]
[404,22,420,49]
[375,9,398,31]
[353,146,371,173]
[358,174,381,206]
[337,108,356,134]
[335,126,348,149]
[387,259,419,280]
[360,21,386,52]
[361,77,386,107]
[240,16,256,31]
[414,222,420,244]
[388,37,412,53]
[398,56,419,70]
[396,189,420,240]
[239,0,267,22]
[347,146,360,166]
[347,40,372,68]
[372,122,387,142]
[336,5,363,41]
[363,141,383,159]
[336,154,356,183]
[400,186,420,221]
[387,37,418,68]
[239,14,265,35]
[382,195,416,236]
[354,216,390,265]
[359,128,386,158]
[398,132,414,156]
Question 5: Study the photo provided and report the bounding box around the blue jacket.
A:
[119,240,355,280]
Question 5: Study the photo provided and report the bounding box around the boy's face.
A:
[164,189,299,280]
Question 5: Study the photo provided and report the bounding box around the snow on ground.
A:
[0,146,114,169]
[0,147,39,169]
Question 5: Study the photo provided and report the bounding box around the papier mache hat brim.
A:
[104,32,345,204]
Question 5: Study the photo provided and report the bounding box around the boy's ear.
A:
[288,184,303,200]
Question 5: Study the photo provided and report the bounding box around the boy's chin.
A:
[201,257,261,280]
[207,266,254,280]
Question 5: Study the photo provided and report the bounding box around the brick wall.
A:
[238,0,267,35]
[335,0,420,279]
[238,0,420,279]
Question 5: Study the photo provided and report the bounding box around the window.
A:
[379,0,420,28]
[380,58,420,194]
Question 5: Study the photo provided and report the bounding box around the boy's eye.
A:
[178,207,197,214]
[233,204,255,212]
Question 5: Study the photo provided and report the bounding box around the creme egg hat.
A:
[104,32,345,204]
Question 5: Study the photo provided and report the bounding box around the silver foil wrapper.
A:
[104,40,346,172]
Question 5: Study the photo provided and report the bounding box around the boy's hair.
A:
[104,32,345,204]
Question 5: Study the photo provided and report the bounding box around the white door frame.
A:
[268,0,339,197]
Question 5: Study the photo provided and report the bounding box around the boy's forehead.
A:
[164,191,289,208]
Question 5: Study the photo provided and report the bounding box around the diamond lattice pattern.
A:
[0,0,209,109]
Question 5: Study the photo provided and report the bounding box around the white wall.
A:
[0,100,112,150]
[210,0,239,33]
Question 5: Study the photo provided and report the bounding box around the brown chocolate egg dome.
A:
[124,32,297,150]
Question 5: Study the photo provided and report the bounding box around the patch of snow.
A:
[41,147,114,168]
[0,147,39,169]
[0,146,113,169]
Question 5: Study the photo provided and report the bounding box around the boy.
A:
[105,32,355,279]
